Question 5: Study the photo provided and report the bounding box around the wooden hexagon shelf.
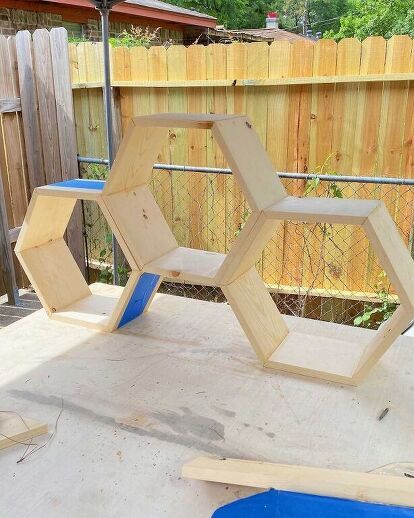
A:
[16,113,414,386]
[15,180,161,332]
[100,113,287,287]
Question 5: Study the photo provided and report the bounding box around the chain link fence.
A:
[78,158,414,330]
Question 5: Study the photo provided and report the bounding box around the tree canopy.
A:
[166,0,414,38]
[327,0,414,40]
[167,0,349,31]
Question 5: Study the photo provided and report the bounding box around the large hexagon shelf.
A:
[16,113,414,386]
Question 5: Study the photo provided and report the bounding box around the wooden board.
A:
[32,30,61,185]
[183,457,414,507]
[222,267,288,363]
[15,30,46,190]
[166,45,190,246]
[0,161,18,303]
[50,28,85,273]
[146,247,225,285]
[212,117,287,212]
[17,239,90,314]
[51,282,124,331]
[265,330,363,384]
[105,123,169,195]
[103,185,178,268]
[187,45,208,251]
[206,43,227,255]
[72,72,414,89]
[265,196,379,224]
[218,213,280,285]
[0,98,20,113]
[15,191,76,252]
[0,35,28,229]
[0,414,47,450]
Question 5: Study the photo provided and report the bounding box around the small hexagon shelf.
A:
[16,113,414,386]
[15,180,161,332]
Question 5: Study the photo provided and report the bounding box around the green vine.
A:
[354,272,397,328]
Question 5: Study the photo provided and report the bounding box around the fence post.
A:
[0,163,18,305]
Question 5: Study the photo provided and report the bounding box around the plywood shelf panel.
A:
[146,247,226,285]
[265,196,380,224]
[264,318,374,385]
[51,282,124,331]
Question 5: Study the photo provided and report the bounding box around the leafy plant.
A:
[235,207,251,237]
[354,272,397,328]
[82,163,109,180]
[304,153,343,199]
[327,0,414,40]
[295,154,346,317]
[68,36,89,44]
[109,26,160,48]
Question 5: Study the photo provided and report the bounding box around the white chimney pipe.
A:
[266,11,279,29]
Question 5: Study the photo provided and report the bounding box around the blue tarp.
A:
[213,489,414,518]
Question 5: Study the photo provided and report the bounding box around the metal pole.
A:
[77,157,414,187]
[98,4,119,285]
[0,163,19,305]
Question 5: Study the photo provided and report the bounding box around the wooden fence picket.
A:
[15,30,45,191]
[167,45,188,243]
[206,43,227,254]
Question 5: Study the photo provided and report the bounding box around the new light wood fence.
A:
[70,37,414,300]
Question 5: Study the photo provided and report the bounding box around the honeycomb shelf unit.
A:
[16,113,414,385]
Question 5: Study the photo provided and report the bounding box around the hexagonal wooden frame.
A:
[16,113,414,385]
[100,114,287,287]
[15,181,161,332]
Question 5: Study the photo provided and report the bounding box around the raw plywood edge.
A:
[182,457,414,507]
[0,414,48,450]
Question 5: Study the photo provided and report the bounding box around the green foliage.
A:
[109,26,160,48]
[82,163,109,180]
[327,0,414,40]
[164,0,246,28]
[164,0,349,31]
[278,0,350,34]
[68,36,89,44]
[235,207,251,236]
[354,272,397,328]
[304,154,343,199]
[166,0,413,37]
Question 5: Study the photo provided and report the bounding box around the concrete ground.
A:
[0,289,41,329]
[0,294,413,517]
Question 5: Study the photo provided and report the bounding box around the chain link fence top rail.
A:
[78,158,414,330]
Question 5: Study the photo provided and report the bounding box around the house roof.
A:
[7,0,217,28]
[229,27,309,42]
[125,0,216,21]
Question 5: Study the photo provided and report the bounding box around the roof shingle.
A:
[125,0,216,20]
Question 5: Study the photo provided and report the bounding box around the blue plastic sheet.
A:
[213,489,414,517]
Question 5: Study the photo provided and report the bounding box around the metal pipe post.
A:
[98,5,119,285]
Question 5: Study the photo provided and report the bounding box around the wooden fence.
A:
[70,37,414,297]
[1,34,413,300]
[0,29,84,299]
